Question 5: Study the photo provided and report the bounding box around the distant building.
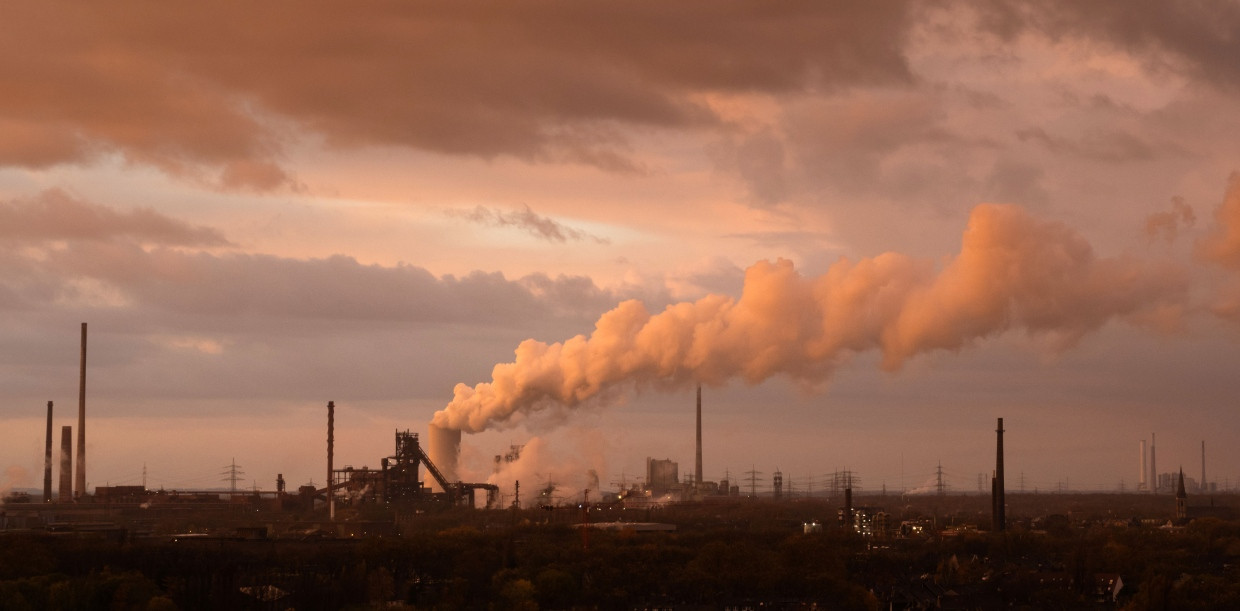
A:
[1158,471,1199,494]
[840,505,888,538]
[646,457,679,495]
[93,485,148,503]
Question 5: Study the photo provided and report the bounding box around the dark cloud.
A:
[35,245,614,326]
[449,204,610,244]
[0,194,628,328]
[1014,127,1169,163]
[0,1,915,187]
[0,190,230,246]
[1145,197,1196,244]
[973,1,1240,87]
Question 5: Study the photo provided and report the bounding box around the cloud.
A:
[973,1,1240,88]
[1145,197,1196,243]
[0,194,629,327]
[434,203,1187,433]
[450,204,610,244]
[1196,173,1240,268]
[0,1,916,186]
[0,465,30,496]
[0,190,230,246]
[1014,127,1166,163]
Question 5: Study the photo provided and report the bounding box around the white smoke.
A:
[487,432,609,508]
[1,465,30,496]
[433,203,1187,434]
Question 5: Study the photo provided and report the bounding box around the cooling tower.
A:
[427,423,461,492]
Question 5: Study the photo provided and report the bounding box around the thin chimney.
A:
[1150,433,1157,494]
[695,385,703,490]
[327,400,335,521]
[43,401,53,503]
[75,322,86,498]
[59,425,72,501]
[994,418,1005,532]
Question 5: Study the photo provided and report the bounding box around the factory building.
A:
[646,457,679,496]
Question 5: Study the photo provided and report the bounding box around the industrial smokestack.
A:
[1139,439,1148,492]
[994,417,1005,532]
[75,322,86,499]
[1202,440,1206,493]
[694,384,704,488]
[427,423,461,492]
[59,425,72,501]
[327,400,334,521]
[44,401,53,503]
[1150,433,1157,494]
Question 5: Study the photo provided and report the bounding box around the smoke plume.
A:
[487,434,608,508]
[1,465,30,496]
[432,203,1186,434]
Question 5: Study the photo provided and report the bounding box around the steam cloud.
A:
[488,434,608,508]
[432,204,1186,434]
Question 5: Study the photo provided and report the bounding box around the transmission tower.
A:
[221,458,245,496]
[935,461,945,496]
[744,465,763,498]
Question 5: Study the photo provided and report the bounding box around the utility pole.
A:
[581,488,590,550]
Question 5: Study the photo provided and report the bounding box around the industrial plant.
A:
[4,325,1240,610]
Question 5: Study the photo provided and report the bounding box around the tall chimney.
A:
[694,384,704,488]
[1202,440,1206,493]
[1150,433,1157,494]
[1139,439,1147,492]
[75,322,86,498]
[327,400,334,521]
[994,418,1005,532]
[44,401,53,502]
[59,425,72,501]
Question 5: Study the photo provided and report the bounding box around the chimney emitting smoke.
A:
[427,424,461,493]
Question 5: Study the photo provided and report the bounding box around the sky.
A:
[4,1,1240,501]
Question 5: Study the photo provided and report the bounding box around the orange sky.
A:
[4,2,1240,498]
